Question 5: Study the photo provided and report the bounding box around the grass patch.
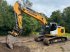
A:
[64,33,70,37]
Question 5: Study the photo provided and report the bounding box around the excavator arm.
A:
[6,2,48,49]
[13,2,23,30]
[13,2,48,33]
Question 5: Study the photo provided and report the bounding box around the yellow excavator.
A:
[10,1,67,46]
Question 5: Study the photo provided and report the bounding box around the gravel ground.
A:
[0,36,70,52]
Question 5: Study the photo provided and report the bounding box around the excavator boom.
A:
[22,8,47,25]
[13,2,47,31]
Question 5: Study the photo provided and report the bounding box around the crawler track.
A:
[35,35,67,45]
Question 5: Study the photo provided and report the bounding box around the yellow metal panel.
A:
[57,27,65,36]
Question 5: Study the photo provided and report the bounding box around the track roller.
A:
[43,38,50,46]
[61,37,67,42]
[34,35,44,42]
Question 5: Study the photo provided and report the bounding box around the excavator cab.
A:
[44,22,65,36]
[40,22,64,35]
[49,22,65,36]
[45,22,57,34]
[50,22,57,31]
[40,22,57,35]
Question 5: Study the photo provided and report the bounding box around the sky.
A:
[6,0,70,17]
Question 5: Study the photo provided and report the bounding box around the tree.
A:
[62,7,70,33]
[22,13,41,35]
[0,0,15,35]
[50,10,62,24]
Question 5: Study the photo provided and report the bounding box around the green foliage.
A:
[0,0,15,35]
[50,10,62,24]
[22,13,41,35]
[62,7,70,33]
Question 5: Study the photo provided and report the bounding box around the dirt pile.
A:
[0,43,30,52]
